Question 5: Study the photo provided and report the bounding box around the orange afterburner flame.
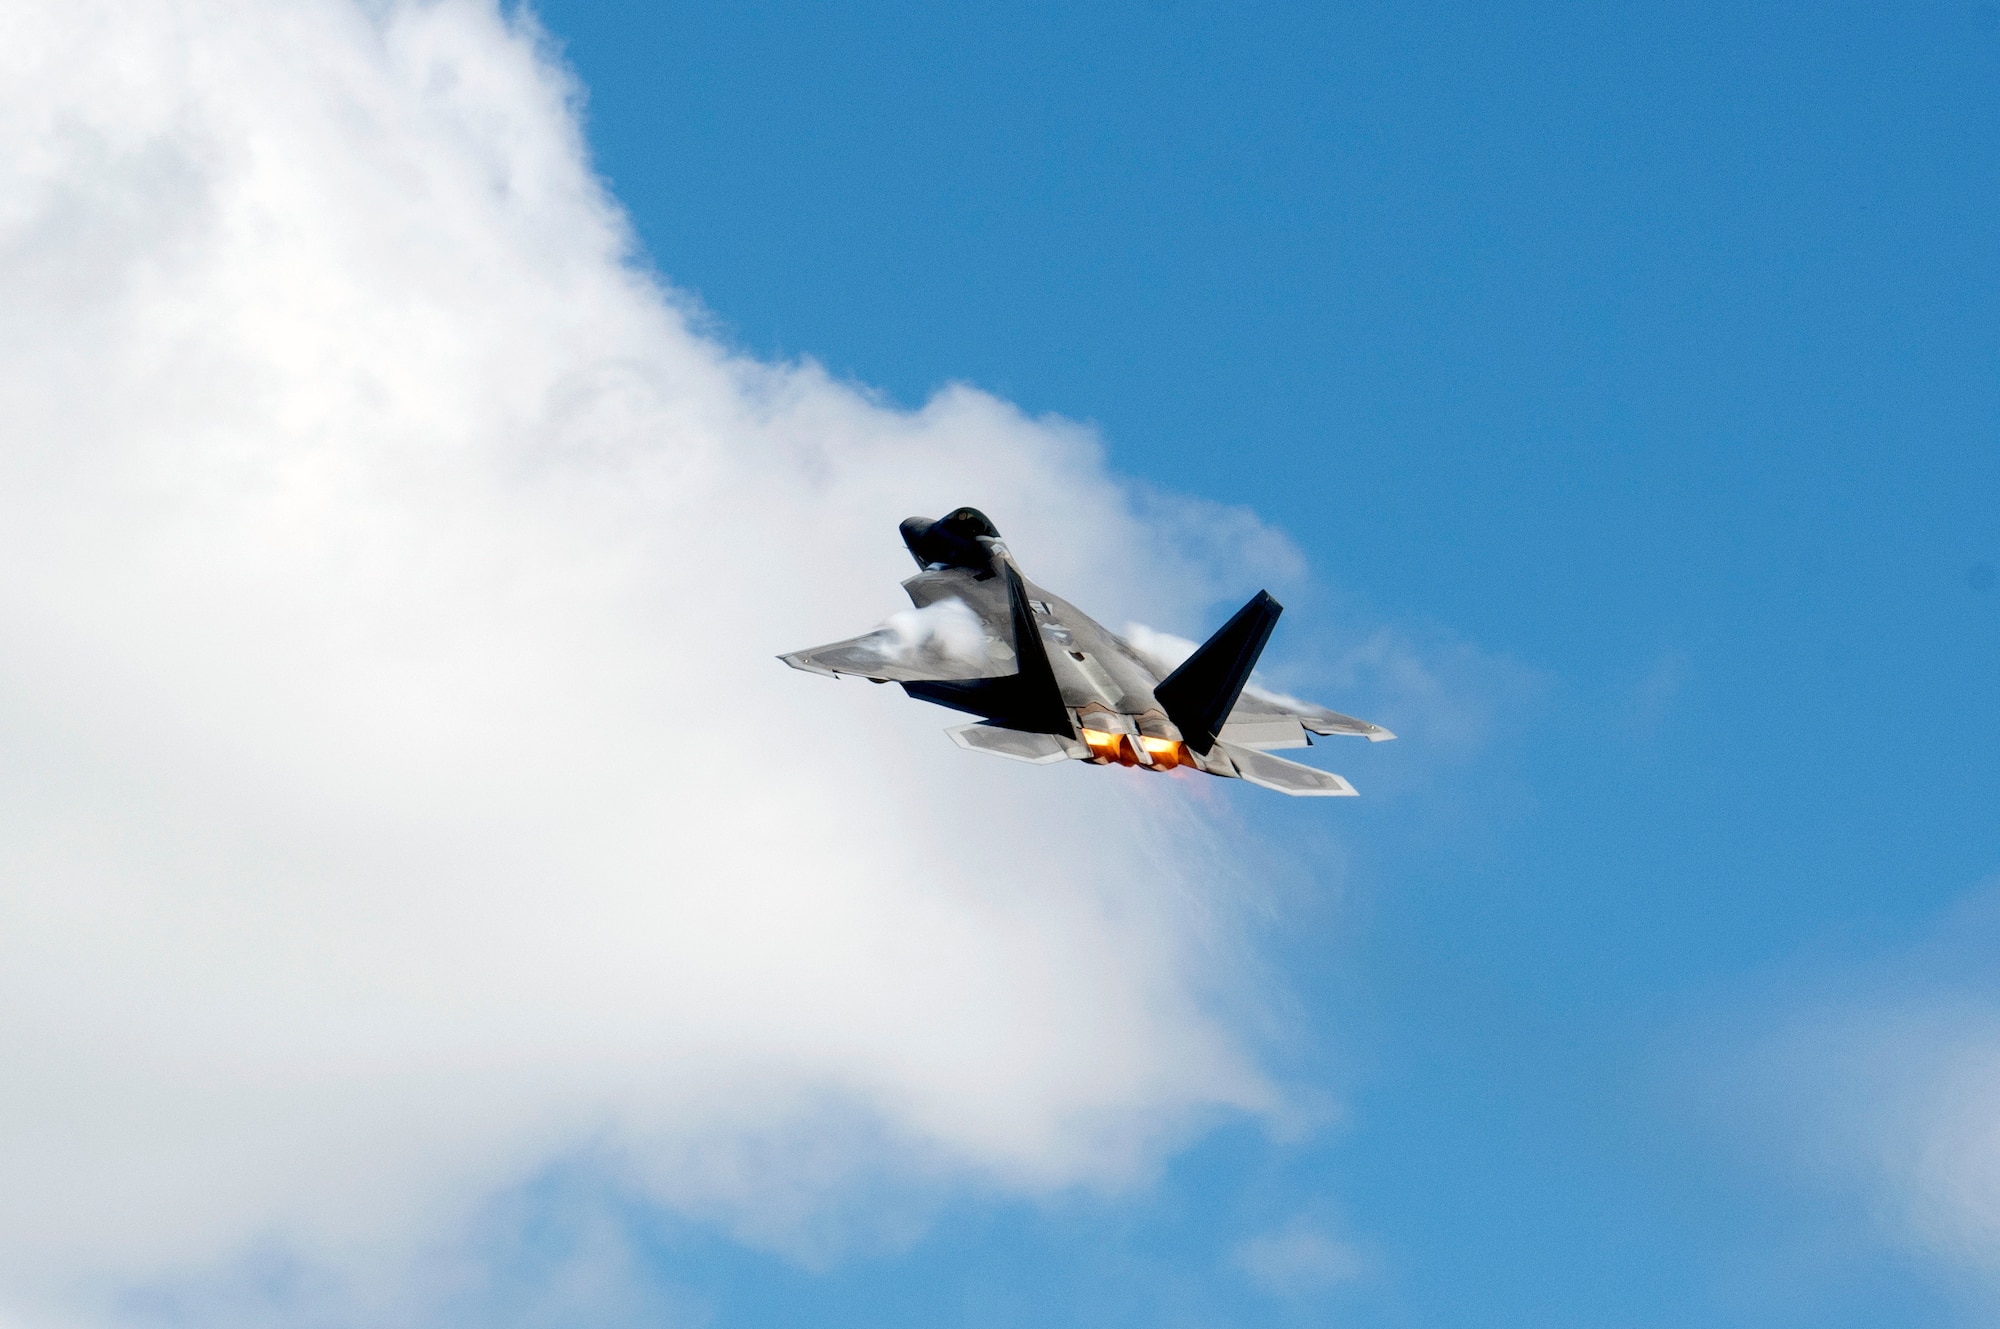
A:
[1138,735,1184,770]
[1079,728,1124,763]
[1080,728,1185,771]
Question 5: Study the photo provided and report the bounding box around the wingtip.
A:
[778,652,839,679]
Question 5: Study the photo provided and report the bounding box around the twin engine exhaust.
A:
[1077,728,1186,770]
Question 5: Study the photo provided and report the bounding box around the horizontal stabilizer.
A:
[1216,716,1312,750]
[1214,742,1358,797]
[1303,712,1396,742]
[1227,684,1396,744]
[948,723,1087,764]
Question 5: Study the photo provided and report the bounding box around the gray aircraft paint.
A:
[781,510,1393,797]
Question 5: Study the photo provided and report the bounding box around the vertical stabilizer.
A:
[896,563,1074,738]
[997,562,1076,736]
[1154,591,1282,754]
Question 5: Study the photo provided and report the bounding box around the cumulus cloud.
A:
[0,0,1313,1320]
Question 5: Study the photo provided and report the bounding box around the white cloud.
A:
[0,0,1311,1320]
[1232,1218,1369,1296]
[1689,883,2000,1307]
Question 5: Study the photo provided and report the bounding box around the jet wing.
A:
[779,627,1013,683]
[1216,684,1396,750]
[779,586,1018,684]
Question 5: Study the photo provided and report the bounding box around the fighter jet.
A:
[779,508,1395,796]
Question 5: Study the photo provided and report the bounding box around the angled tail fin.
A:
[1154,591,1281,754]
[995,562,1076,736]
[906,562,1075,735]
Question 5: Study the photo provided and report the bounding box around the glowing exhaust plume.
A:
[1079,728,1126,764]
[1078,729,1185,770]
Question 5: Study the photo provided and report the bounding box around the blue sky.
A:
[523,1,2000,1324]
[2,2,1993,1325]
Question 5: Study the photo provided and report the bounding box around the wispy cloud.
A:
[1232,1217,1370,1296]
[1622,649,1692,741]
[1678,881,2000,1312]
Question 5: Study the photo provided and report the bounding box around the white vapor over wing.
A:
[0,0,1297,1319]
[872,598,1006,672]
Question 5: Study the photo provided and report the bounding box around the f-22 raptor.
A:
[780,508,1395,796]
